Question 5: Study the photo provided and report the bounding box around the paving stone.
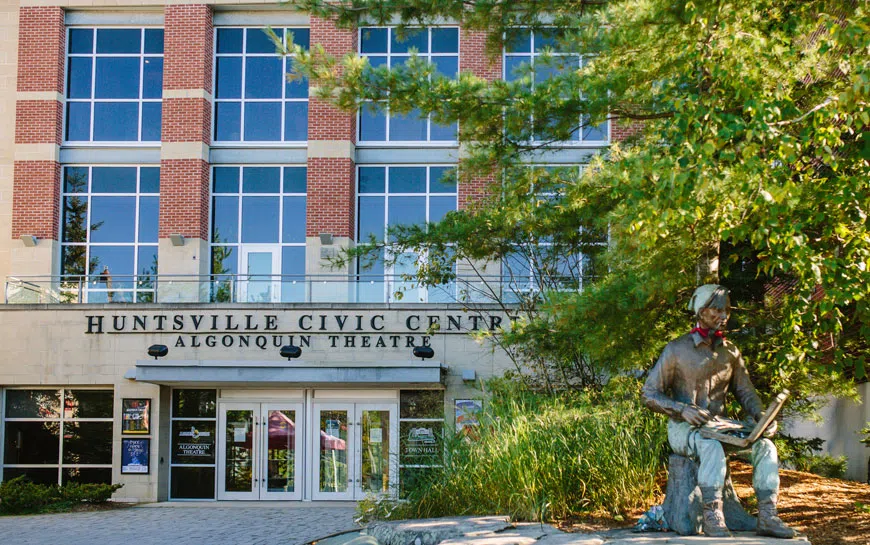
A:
[535,533,605,545]
[365,516,513,545]
[439,536,539,545]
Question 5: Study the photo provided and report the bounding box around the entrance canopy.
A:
[126,359,445,387]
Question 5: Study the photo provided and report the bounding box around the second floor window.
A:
[66,28,164,143]
[214,27,309,143]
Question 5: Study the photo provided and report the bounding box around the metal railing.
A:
[2,273,558,305]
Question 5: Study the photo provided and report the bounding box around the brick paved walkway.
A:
[0,502,358,545]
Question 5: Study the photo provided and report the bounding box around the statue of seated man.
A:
[642,284,796,539]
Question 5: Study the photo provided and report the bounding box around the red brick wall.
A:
[17,7,65,94]
[12,162,60,239]
[307,158,355,238]
[158,160,210,241]
[162,98,211,144]
[612,119,644,142]
[15,100,63,144]
[163,4,214,93]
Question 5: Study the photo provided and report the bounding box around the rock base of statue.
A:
[663,454,757,535]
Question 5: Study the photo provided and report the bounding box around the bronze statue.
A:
[642,284,796,539]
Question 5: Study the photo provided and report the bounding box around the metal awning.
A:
[125,359,446,387]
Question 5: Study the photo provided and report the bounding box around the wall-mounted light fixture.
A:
[412,346,435,361]
[20,235,37,247]
[279,345,303,361]
[319,233,334,245]
[147,344,169,360]
[169,234,186,247]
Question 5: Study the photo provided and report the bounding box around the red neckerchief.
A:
[690,326,725,339]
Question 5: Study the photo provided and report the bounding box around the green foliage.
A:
[392,378,667,521]
[860,422,870,446]
[0,477,122,515]
[774,434,847,478]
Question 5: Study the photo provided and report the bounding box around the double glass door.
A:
[218,403,302,500]
[313,403,398,500]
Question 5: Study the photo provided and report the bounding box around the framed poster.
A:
[122,398,151,434]
[121,438,150,474]
[455,399,483,435]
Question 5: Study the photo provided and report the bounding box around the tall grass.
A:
[401,378,668,522]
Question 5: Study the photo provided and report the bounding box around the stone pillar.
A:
[157,5,213,302]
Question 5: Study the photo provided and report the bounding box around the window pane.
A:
[93,102,139,141]
[359,104,386,141]
[172,389,216,418]
[431,28,458,53]
[211,246,237,275]
[241,197,279,243]
[390,167,426,193]
[89,246,135,288]
[62,422,113,465]
[138,245,158,277]
[287,28,309,50]
[504,56,530,83]
[3,468,59,486]
[360,28,388,53]
[582,118,608,141]
[283,167,306,193]
[246,28,276,54]
[358,196,385,242]
[61,245,87,276]
[284,102,308,141]
[244,102,281,141]
[367,56,387,68]
[430,120,457,141]
[142,102,162,141]
[243,166,280,193]
[281,246,306,302]
[216,57,242,99]
[64,390,113,419]
[285,73,308,99]
[96,28,141,54]
[95,58,141,99]
[217,28,243,54]
[212,196,239,243]
[214,167,240,193]
[400,390,444,418]
[215,102,241,141]
[89,195,136,242]
[138,196,159,243]
[66,102,91,141]
[399,421,442,466]
[64,167,89,193]
[69,28,94,54]
[245,57,282,99]
[282,196,306,243]
[140,167,160,193]
[3,421,60,464]
[144,29,164,54]
[67,57,92,99]
[62,196,88,243]
[388,196,425,231]
[390,109,427,141]
[171,420,216,464]
[5,389,60,418]
[433,56,458,78]
[359,167,385,193]
[391,28,427,53]
[142,57,163,99]
[429,167,457,193]
[63,467,112,485]
[171,467,215,499]
[430,196,456,223]
[92,166,137,193]
[505,29,531,53]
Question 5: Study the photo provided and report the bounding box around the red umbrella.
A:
[268,410,295,450]
[320,429,346,451]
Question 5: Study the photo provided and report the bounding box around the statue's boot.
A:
[757,494,797,539]
[702,499,730,538]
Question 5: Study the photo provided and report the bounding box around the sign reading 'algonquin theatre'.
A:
[84,311,513,352]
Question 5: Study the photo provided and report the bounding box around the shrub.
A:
[59,482,123,504]
[774,434,848,479]
[0,477,57,514]
[792,454,848,479]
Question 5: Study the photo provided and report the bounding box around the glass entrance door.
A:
[218,403,302,500]
[239,246,281,303]
[312,403,398,500]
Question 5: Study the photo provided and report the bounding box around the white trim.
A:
[65,12,164,27]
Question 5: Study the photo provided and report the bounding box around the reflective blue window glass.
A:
[212,246,237,275]
[358,196,385,242]
[433,56,458,78]
[88,246,135,288]
[213,167,240,193]
[143,57,163,99]
[241,197,279,243]
[391,28,427,53]
[244,102,281,141]
[62,246,87,276]
[69,29,94,54]
[94,58,140,98]
[281,246,306,302]
[144,29,164,54]
[92,167,137,193]
[535,28,564,52]
[359,167,385,193]
[360,28,388,53]
[245,57,282,99]
[283,167,306,193]
[429,196,456,223]
[282,196,306,243]
[431,28,458,53]
[246,28,275,54]
[138,196,159,243]
[582,118,608,141]
[140,168,160,193]
[284,102,308,141]
[141,103,162,142]
[359,105,386,141]
[287,28,309,50]
[505,29,531,53]
[216,57,242,99]
[429,167,457,193]
[67,57,92,99]
[64,167,89,193]
[215,102,242,141]
[504,55,530,84]
[388,196,426,238]
[389,167,426,193]
[390,110,427,141]
[89,197,136,243]
[138,246,158,276]
[534,61,561,86]
[62,196,88,243]
[212,196,239,243]
[66,103,91,141]
[243,167,280,193]
[217,28,243,54]
[96,29,141,54]
[285,72,308,99]
[430,121,457,141]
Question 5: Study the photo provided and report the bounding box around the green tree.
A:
[288,0,869,409]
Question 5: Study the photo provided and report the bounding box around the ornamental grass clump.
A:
[402,378,668,522]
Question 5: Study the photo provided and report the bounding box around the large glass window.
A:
[398,390,444,497]
[66,27,164,143]
[504,29,608,144]
[359,27,459,143]
[60,166,159,303]
[210,166,307,302]
[213,27,309,143]
[3,389,114,485]
[170,389,217,500]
